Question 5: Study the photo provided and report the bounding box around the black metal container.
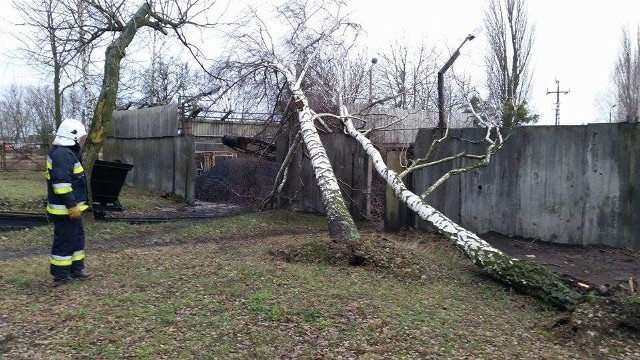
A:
[91,160,134,212]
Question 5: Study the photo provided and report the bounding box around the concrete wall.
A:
[365,109,473,146]
[411,124,640,250]
[103,105,196,203]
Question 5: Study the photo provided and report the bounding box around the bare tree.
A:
[25,86,57,145]
[378,40,439,110]
[612,26,640,123]
[214,0,361,242]
[484,0,537,126]
[76,0,94,124]
[78,0,225,181]
[0,84,60,144]
[336,51,370,107]
[121,53,202,107]
[14,0,87,127]
[63,87,88,121]
[0,85,31,143]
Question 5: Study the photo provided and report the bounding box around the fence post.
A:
[384,148,411,231]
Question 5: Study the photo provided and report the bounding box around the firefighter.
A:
[46,119,92,285]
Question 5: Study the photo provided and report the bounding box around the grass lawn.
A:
[1,170,638,358]
[0,170,47,212]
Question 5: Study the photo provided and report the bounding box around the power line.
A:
[546,79,570,125]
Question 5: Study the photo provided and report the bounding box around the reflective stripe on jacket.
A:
[46,145,89,215]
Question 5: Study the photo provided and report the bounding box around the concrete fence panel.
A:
[410,124,640,250]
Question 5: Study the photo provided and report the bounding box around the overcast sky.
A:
[348,0,640,125]
[0,1,638,126]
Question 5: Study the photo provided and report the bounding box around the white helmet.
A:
[53,119,87,146]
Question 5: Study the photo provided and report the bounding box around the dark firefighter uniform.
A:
[46,144,89,279]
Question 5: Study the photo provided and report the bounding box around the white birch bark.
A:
[342,109,580,309]
[275,65,359,242]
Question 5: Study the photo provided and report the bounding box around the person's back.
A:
[46,144,89,216]
[45,119,93,285]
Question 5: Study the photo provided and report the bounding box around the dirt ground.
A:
[482,231,640,295]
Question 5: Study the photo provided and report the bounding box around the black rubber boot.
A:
[53,275,74,286]
[71,270,93,279]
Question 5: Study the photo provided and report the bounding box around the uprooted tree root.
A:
[269,238,356,266]
[268,235,436,278]
[546,296,640,349]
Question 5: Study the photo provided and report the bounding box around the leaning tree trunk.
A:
[276,67,359,243]
[342,114,580,310]
[82,2,153,183]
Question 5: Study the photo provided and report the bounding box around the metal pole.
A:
[609,104,617,123]
[437,72,445,128]
[369,67,372,103]
[369,57,377,104]
[437,35,474,128]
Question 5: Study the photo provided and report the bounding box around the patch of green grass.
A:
[0,211,326,254]
[0,236,631,359]
[0,184,637,359]
[302,308,322,323]
[117,186,184,212]
[0,224,52,251]
[0,170,46,212]
[619,295,640,305]
[3,274,31,288]
[173,210,327,241]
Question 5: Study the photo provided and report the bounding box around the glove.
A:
[68,206,82,220]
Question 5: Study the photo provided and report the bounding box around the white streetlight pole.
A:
[368,57,378,104]
[609,104,617,123]
[438,34,475,128]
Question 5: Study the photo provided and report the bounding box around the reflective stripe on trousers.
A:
[50,216,86,277]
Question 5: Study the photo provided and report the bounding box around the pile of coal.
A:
[194,157,278,208]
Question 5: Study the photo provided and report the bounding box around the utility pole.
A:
[546,79,570,125]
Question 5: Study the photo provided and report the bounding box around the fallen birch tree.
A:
[217,0,581,309]
[338,103,581,310]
